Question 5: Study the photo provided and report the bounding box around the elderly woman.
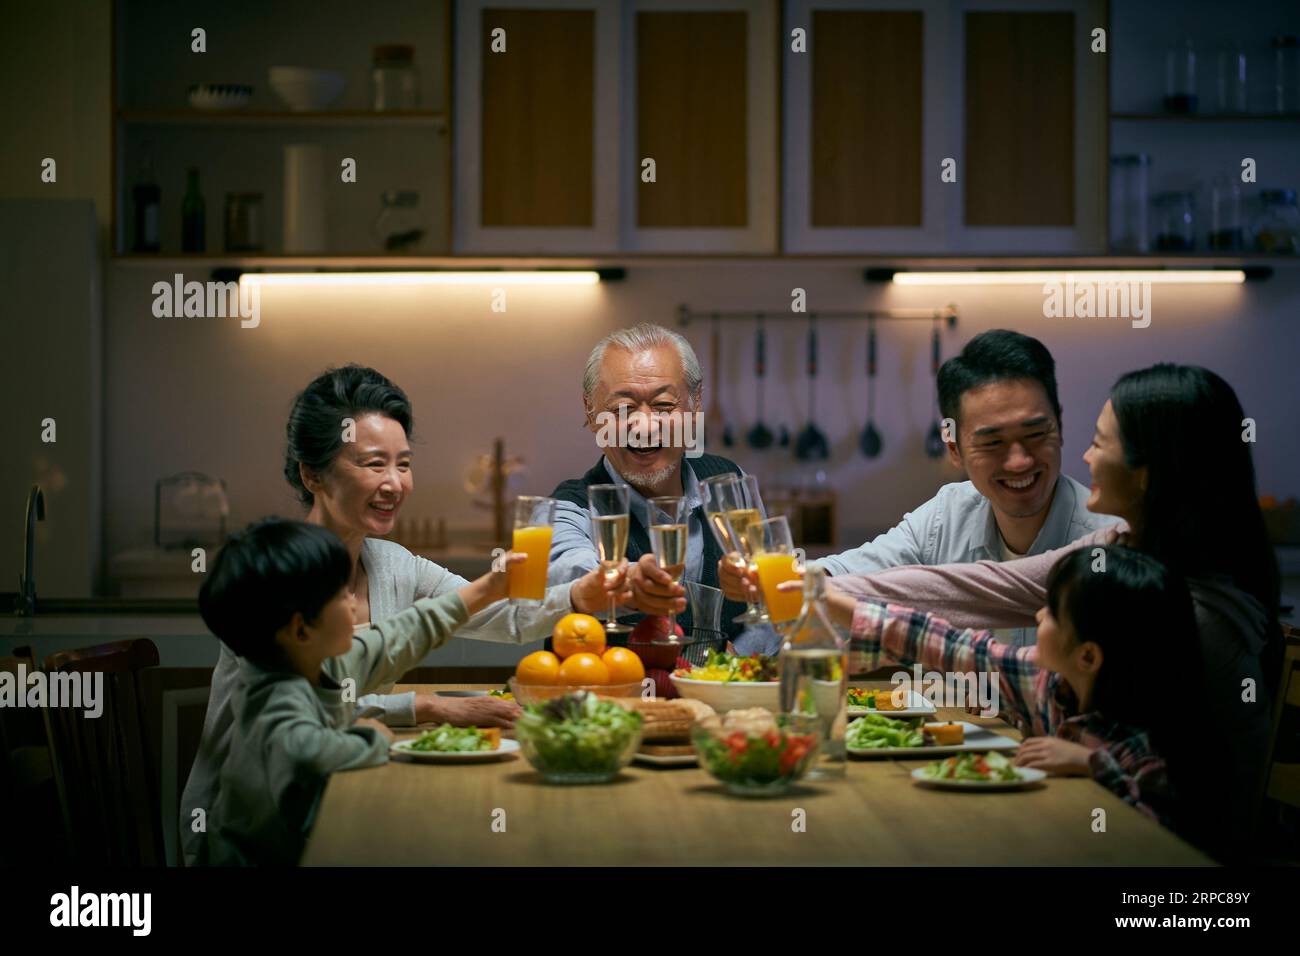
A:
[181,365,624,865]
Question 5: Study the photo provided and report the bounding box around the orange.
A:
[515,650,561,685]
[552,613,607,660]
[557,652,610,686]
[601,647,646,685]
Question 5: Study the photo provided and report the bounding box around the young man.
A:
[721,329,1117,646]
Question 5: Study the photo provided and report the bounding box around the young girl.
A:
[848,544,1221,857]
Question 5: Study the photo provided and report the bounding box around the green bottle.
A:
[181,167,205,253]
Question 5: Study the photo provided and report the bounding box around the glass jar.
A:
[1164,39,1198,113]
[1215,46,1248,113]
[1152,190,1196,251]
[371,45,419,111]
[1273,35,1299,113]
[224,193,264,252]
[1110,154,1151,252]
[371,190,426,251]
[779,566,847,780]
[1252,189,1300,254]
[1208,175,1244,251]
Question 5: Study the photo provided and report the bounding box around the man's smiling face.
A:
[586,344,697,493]
[949,378,1063,521]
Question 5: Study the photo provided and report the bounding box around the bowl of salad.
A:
[692,707,819,796]
[670,650,780,713]
[514,690,644,784]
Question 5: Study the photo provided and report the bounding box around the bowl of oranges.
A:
[509,613,648,706]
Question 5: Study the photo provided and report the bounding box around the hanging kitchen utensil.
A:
[704,313,728,450]
[924,317,947,458]
[794,315,830,461]
[746,314,774,450]
[860,317,883,458]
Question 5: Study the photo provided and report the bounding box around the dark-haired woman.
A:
[181,365,624,865]
[844,546,1214,850]
[818,364,1280,859]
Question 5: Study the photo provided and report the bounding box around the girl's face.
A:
[1082,400,1147,525]
[1034,602,1103,703]
[305,413,412,538]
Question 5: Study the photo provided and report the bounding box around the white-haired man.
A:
[548,323,749,636]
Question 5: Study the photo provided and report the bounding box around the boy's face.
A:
[278,586,356,676]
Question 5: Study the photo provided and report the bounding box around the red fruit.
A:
[629,616,674,644]
[646,667,678,699]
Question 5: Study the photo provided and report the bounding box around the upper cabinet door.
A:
[455,0,621,253]
[951,0,1105,253]
[784,0,1104,254]
[620,0,778,252]
[784,0,952,253]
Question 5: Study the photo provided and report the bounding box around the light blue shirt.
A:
[816,475,1117,646]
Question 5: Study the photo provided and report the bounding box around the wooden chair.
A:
[42,639,166,866]
[1265,624,1300,812]
[0,646,72,864]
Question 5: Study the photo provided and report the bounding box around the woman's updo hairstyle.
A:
[284,365,414,507]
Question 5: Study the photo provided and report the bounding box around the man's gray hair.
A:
[582,322,703,406]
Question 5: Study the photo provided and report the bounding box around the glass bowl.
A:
[508,677,643,707]
[691,716,819,797]
[513,691,644,784]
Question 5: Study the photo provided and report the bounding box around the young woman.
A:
[819,364,1280,858]
[848,546,1221,855]
[182,365,626,865]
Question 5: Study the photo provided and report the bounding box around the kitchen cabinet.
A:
[783,0,1105,254]
[620,0,778,252]
[455,0,777,254]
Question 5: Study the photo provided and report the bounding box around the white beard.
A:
[622,460,680,495]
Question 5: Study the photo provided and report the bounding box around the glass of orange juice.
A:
[746,515,804,627]
[508,496,557,605]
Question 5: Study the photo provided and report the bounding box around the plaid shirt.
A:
[849,599,1174,829]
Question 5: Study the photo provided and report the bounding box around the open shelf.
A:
[1112,112,1300,122]
[118,109,447,128]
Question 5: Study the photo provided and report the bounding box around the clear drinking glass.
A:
[507,496,557,606]
[746,515,803,629]
[587,483,631,634]
[702,475,769,625]
[647,495,688,627]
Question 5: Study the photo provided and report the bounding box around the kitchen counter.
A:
[0,614,544,668]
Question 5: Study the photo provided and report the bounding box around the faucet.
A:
[19,485,44,616]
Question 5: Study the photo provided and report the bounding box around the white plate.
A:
[390,737,520,763]
[847,721,1019,758]
[633,750,697,767]
[846,689,937,718]
[911,764,1046,790]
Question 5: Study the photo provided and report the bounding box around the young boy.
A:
[195,518,522,866]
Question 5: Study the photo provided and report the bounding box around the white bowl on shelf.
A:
[268,67,345,111]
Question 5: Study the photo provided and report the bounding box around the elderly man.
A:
[548,323,748,636]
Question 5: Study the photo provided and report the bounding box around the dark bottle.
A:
[181,167,206,253]
[132,156,161,253]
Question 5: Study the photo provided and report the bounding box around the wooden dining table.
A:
[301,682,1212,866]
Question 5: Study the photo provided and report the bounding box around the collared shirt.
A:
[549,457,708,589]
[848,598,1175,833]
[817,475,1116,645]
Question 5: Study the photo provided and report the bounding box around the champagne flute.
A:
[587,483,631,634]
[647,495,688,630]
[701,475,768,624]
[746,515,803,630]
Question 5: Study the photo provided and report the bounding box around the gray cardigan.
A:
[180,537,573,865]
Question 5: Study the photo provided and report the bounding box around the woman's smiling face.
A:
[305,412,412,538]
[1082,400,1147,525]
